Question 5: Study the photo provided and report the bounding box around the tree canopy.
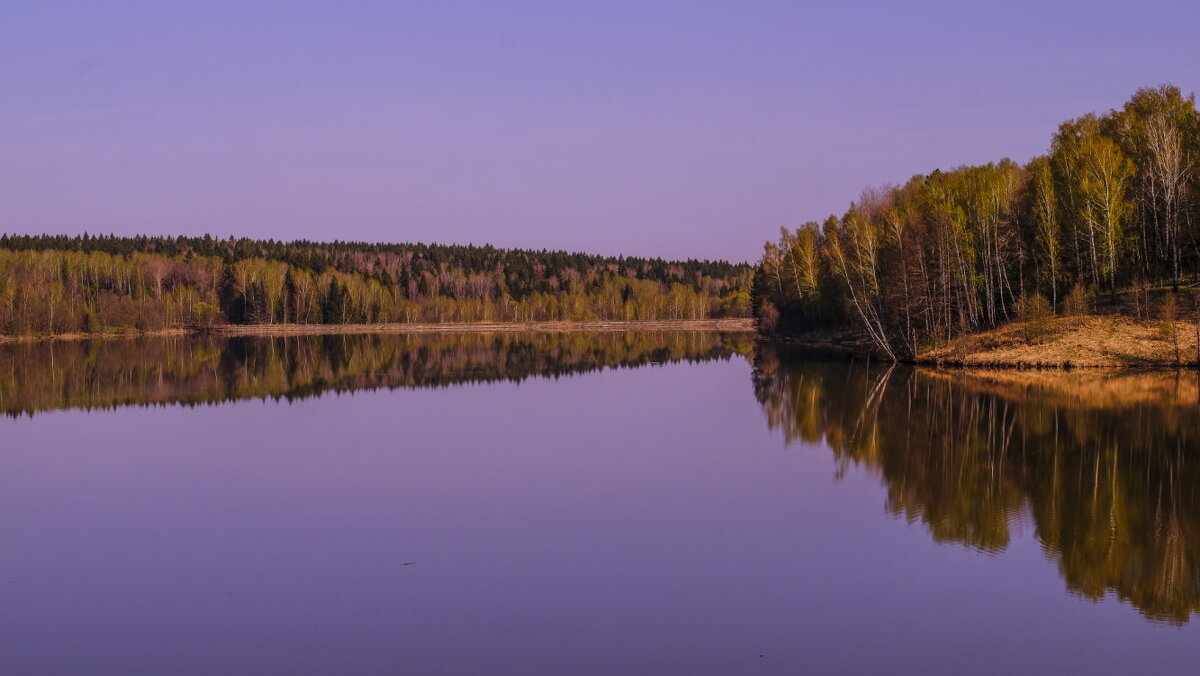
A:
[754,85,1200,358]
[0,235,753,334]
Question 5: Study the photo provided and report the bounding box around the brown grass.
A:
[918,315,1199,368]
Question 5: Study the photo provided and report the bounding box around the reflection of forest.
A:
[754,344,1200,625]
[0,331,752,416]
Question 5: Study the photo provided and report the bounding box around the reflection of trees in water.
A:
[754,343,1200,625]
[0,331,753,417]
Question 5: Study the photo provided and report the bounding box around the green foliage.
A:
[190,302,221,331]
[81,305,102,334]
[0,238,753,335]
[755,84,1200,358]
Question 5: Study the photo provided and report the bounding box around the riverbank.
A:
[917,315,1199,368]
[770,315,1200,368]
[0,318,757,343]
[215,319,756,336]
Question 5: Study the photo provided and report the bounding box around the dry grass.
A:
[918,315,1199,368]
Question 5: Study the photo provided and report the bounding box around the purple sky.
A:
[3,1,1198,262]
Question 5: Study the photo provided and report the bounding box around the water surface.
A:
[2,334,1198,674]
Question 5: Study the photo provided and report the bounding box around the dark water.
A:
[2,334,1198,674]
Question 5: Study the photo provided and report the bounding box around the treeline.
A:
[0,235,753,335]
[754,345,1200,624]
[754,85,1200,359]
[0,331,753,416]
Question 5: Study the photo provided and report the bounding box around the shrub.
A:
[1158,294,1181,365]
[190,302,222,332]
[757,301,780,334]
[1063,283,1090,317]
[81,305,103,333]
[1018,292,1053,343]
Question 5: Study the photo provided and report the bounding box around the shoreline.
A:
[0,318,757,344]
[773,315,1200,369]
[16,314,1199,369]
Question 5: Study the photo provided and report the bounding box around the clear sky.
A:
[3,1,1198,262]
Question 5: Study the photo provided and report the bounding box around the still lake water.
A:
[2,332,1198,674]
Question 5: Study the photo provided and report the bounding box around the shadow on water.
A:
[0,331,753,417]
[753,341,1200,625]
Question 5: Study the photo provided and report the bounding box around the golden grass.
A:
[918,315,1199,368]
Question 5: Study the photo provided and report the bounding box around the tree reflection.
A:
[754,343,1200,624]
[0,331,752,416]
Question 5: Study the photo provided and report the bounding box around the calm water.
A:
[2,333,1198,674]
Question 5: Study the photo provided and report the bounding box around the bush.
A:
[1018,292,1053,343]
[1063,283,1090,317]
[1158,294,1181,364]
[81,305,103,333]
[190,302,222,332]
[757,301,780,334]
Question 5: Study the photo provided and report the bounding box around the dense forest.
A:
[0,235,752,335]
[754,345,1200,624]
[754,85,1200,359]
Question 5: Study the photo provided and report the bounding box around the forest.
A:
[0,235,752,335]
[753,85,1200,359]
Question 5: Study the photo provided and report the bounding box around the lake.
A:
[2,333,1198,674]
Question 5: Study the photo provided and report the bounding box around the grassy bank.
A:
[917,315,1200,368]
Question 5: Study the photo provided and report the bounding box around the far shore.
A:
[20,314,1199,370]
[0,318,757,344]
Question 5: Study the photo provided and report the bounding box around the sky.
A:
[2,1,1198,262]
